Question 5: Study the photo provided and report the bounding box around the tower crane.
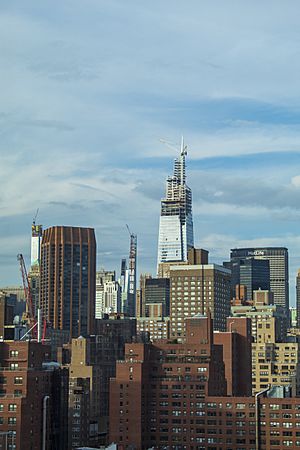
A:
[33,208,39,226]
[17,254,46,341]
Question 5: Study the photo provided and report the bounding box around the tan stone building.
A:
[68,337,101,449]
[252,341,300,396]
[231,289,287,343]
[231,287,300,395]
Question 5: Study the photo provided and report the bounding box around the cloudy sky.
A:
[2,0,300,303]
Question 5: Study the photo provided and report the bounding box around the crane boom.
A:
[33,208,39,225]
[17,254,37,338]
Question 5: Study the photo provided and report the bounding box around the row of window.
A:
[0,417,17,424]
[0,405,17,412]
[0,377,23,385]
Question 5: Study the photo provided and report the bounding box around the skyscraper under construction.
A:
[157,138,194,270]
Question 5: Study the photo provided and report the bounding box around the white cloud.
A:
[2,0,300,299]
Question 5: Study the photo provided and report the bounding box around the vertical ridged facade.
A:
[157,138,194,270]
[40,226,96,338]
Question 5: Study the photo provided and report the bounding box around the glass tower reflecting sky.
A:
[157,138,194,269]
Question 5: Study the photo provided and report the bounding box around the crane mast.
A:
[17,254,37,339]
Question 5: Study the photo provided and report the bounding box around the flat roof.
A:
[169,264,231,274]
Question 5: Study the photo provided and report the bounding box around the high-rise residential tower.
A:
[230,247,289,314]
[31,223,43,267]
[28,222,43,317]
[40,226,96,338]
[95,269,121,319]
[296,270,300,328]
[157,138,194,270]
[170,263,231,339]
[119,230,137,317]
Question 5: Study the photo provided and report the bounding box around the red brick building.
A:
[109,315,300,449]
[0,341,68,450]
[214,317,252,396]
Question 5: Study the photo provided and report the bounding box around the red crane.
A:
[17,254,37,339]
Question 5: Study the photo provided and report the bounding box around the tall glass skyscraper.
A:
[157,138,194,269]
[230,247,289,314]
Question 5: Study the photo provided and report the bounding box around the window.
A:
[8,405,17,412]
[14,377,23,385]
[236,403,245,409]
[9,351,19,358]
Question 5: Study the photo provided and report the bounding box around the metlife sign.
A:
[247,250,265,256]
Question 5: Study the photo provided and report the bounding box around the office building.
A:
[227,257,270,301]
[144,277,170,317]
[40,226,96,338]
[231,247,289,313]
[157,138,194,269]
[170,263,231,339]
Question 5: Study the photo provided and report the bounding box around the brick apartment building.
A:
[0,340,68,450]
[67,315,137,449]
[109,314,253,449]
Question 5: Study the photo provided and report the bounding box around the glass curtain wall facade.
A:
[157,138,194,270]
[231,247,289,314]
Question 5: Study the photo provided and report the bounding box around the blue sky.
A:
[2,0,300,304]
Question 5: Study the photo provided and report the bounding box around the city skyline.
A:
[3,1,300,305]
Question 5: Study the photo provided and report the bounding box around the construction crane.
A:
[125,225,137,317]
[160,136,187,156]
[17,254,37,340]
[33,208,39,226]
